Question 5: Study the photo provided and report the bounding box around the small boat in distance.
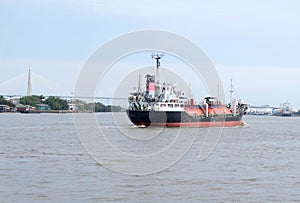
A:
[273,101,292,117]
[16,105,40,114]
[292,110,300,117]
[126,54,248,127]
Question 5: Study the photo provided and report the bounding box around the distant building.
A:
[3,97,20,106]
[0,105,10,112]
[68,103,76,111]
[67,99,84,111]
[36,104,51,111]
[248,105,273,115]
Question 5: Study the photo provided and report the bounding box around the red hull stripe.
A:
[133,121,244,127]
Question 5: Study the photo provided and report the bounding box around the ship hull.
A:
[274,113,292,117]
[126,110,244,127]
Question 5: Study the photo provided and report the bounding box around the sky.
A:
[0,0,300,107]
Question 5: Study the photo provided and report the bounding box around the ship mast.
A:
[138,72,141,94]
[229,78,237,115]
[217,83,220,101]
[229,78,234,104]
[152,54,164,97]
[152,53,164,85]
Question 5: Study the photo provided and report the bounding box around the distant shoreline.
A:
[0,110,126,114]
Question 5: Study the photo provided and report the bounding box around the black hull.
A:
[126,110,244,127]
[274,113,292,117]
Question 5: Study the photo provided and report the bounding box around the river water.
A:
[1,113,300,202]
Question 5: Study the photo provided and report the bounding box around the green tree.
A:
[82,102,121,112]
[45,96,69,110]
[95,102,106,112]
[83,102,106,112]
[83,102,95,112]
[0,96,16,108]
[105,105,122,112]
[19,95,44,106]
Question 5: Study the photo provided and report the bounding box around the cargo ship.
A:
[126,55,248,127]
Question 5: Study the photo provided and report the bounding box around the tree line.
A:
[83,102,122,112]
[0,95,122,112]
[19,95,69,110]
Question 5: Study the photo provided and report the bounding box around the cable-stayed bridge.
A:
[0,69,128,104]
[2,94,128,101]
[0,69,70,96]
